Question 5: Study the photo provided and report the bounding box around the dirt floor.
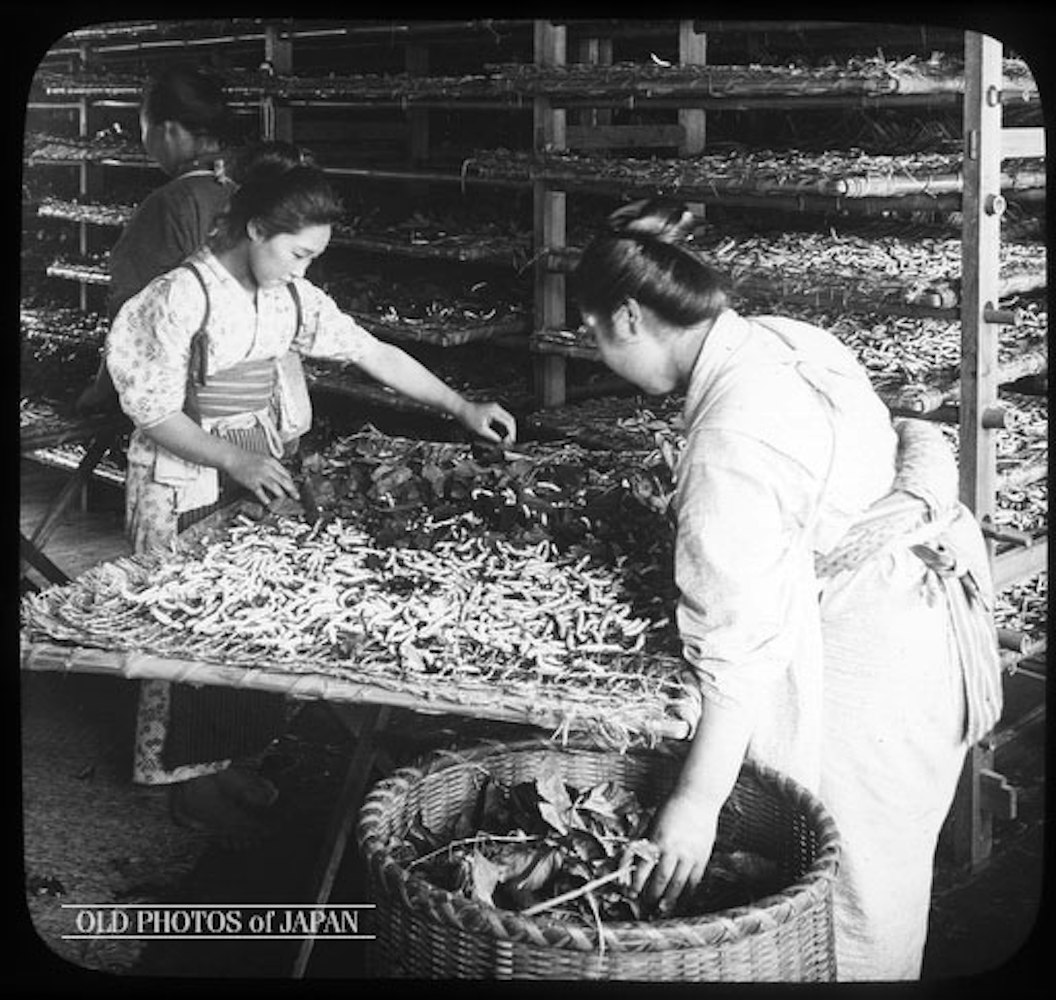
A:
[18,460,1050,990]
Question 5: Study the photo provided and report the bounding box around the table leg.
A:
[292,702,390,978]
[20,532,71,586]
[29,428,118,551]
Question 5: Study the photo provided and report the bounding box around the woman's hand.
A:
[634,792,720,915]
[457,400,518,444]
[223,449,299,506]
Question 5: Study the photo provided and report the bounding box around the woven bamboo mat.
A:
[21,502,697,748]
[467,149,1047,199]
[37,55,1036,102]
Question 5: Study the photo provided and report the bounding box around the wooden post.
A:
[76,42,96,314]
[405,43,430,165]
[533,21,568,409]
[404,42,431,201]
[678,21,707,221]
[951,30,1004,873]
[575,35,613,129]
[263,22,294,142]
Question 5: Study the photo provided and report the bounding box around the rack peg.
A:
[984,193,1006,216]
[983,304,1018,326]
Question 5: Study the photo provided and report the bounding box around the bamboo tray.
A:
[331,229,531,267]
[20,503,697,747]
[37,197,135,228]
[45,258,111,285]
[550,233,1047,313]
[25,132,150,166]
[38,54,1035,102]
[488,53,1036,99]
[350,312,530,347]
[21,304,109,343]
[466,149,1047,200]
[20,403,127,452]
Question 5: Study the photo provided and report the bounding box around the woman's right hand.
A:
[633,791,720,915]
[223,449,299,506]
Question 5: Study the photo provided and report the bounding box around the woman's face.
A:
[584,305,679,396]
[139,111,194,176]
[247,222,332,288]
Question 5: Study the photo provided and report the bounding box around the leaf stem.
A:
[520,862,632,918]
[409,832,543,869]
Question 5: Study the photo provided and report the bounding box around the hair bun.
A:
[606,198,696,245]
[227,141,314,186]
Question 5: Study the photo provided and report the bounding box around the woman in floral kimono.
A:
[107,141,516,839]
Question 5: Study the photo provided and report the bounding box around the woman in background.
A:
[573,199,1000,980]
[110,63,237,319]
[106,141,517,842]
[79,64,238,417]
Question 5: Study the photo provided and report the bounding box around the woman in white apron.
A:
[572,200,1001,981]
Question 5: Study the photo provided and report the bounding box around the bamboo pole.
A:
[18,638,692,742]
[533,20,570,410]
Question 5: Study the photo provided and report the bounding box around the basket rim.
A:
[356,738,841,952]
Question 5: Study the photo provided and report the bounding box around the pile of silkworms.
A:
[21,510,696,741]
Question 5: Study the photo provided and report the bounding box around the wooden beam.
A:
[533,21,569,409]
[405,43,430,166]
[979,768,1018,821]
[566,123,686,149]
[575,35,613,128]
[1001,126,1045,159]
[993,538,1048,590]
[959,32,1003,522]
[678,20,707,156]
[950,742,996,873]
[678,19,707,221]
[263,23,294,141]
[292,704,389,977]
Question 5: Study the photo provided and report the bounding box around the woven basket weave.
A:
[357,739,840,981]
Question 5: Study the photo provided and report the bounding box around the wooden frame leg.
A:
[20,532,71,587]
[292,703,391,978]
[29,429,118,551]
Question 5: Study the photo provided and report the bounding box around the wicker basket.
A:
[357,739,841,981]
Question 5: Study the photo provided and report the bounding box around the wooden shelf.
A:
[468,149,1047,200]
[331,228,530,267]
[546,233,1047,315]
[37,198,134,228]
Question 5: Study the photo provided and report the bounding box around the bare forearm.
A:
[142,412,297,504]
[142,412,241,473]
[675,693,755,812]
[359,341,469,421]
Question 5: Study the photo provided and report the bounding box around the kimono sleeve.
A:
[289,279,380,365]
[674,426,821,711]
[105,270,207,429]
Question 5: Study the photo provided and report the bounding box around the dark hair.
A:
[573,198,728,327]
[212,141,344,249]
[141,65,234,142]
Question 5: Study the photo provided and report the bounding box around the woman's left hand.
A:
[458,401,518,444]
[633,791,720,914]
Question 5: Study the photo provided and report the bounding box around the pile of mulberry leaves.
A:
[392,759,784,925]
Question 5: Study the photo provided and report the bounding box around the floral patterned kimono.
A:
[107,246,381,784]
[672,308,1000,981]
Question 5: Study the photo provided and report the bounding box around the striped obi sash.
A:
[190,356,276,422]
[194,356,284,462]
